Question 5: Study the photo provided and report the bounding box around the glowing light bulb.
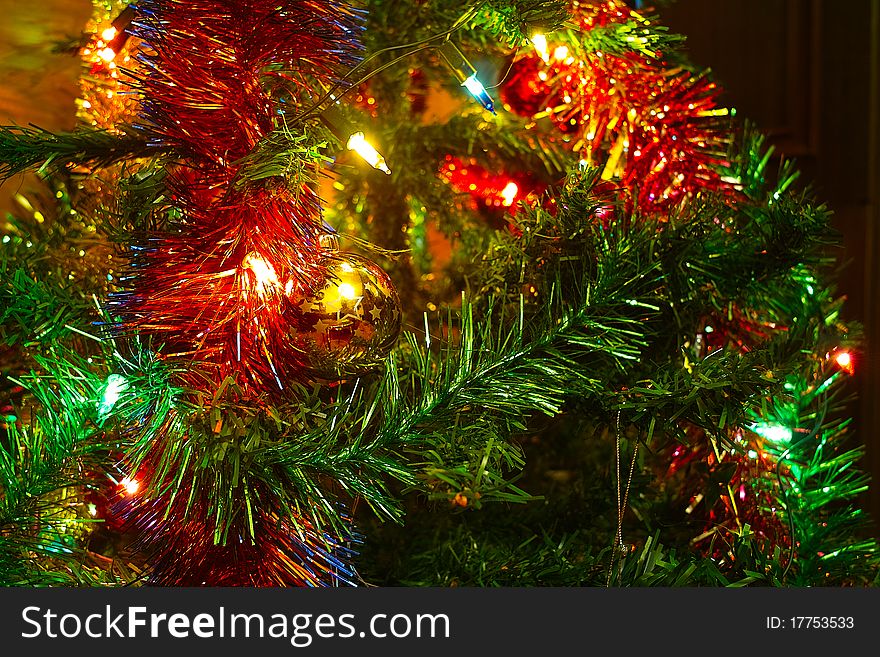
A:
[462,74,496,114]
[346,132,391,174]
[531,33,549,62]
[749,422,792,444]
[438,40,496,114]
[101,27,118,42]
[500,181,519,206]
[243,253,280,295]
[98,47,116,62]
[121,477,140,496]
[552,45,569,61]
[98,374,128,415]
[835,350,854,374]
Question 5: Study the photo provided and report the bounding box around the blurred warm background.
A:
[0,0,91,215]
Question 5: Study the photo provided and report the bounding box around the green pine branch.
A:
[0,125,162,183]
[0,346,129,586]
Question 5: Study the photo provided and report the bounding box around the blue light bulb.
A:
[462,74,495,114]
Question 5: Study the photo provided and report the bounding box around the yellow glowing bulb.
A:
[101,27,118,41]
[347,132,391,175]
[121,477,140,496]
[98,47,116,62]
[835,350,854,374]
[531,33,549,62]
[552,45,569,61]
[243,253,280,295]
[500,181,519,207]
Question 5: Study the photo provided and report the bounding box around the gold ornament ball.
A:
[289,252,402,379]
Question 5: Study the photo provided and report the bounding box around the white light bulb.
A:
[500,181,519,207]
[120,477,140,496]
[531,33,549,62]
[346,132,391,174]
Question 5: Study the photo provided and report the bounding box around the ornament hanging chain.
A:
[607,410,639,587]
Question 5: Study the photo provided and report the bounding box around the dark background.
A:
[657,0,880,528]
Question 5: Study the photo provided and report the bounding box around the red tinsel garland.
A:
[112,0,364,586]
[497,0,741,215]
[117,0,363,396]
[660,427,792,563]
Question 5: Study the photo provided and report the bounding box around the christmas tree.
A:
[1,0,878,587]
